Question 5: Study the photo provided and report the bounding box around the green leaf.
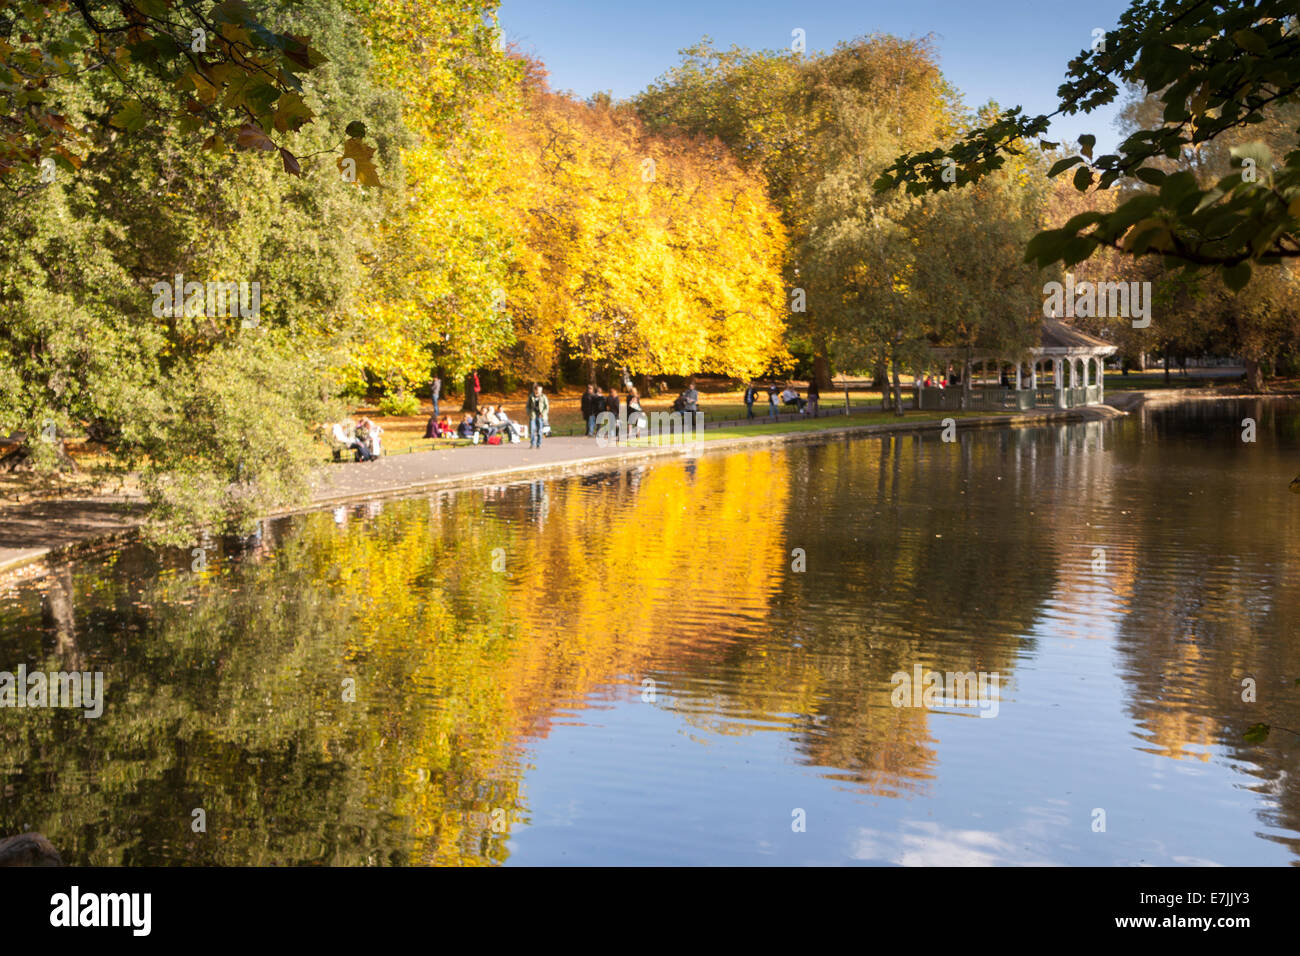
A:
[109,101,146,132]
[1223,261,1251,291]
[1062,211,1105,234]
[1159,170,1199,204]
[1232,29,1269,55]
[1077,134,1096,159]
[1135,167,1166,187]
[1243,722,1270,744]
[1023,229,1066,266]
[1048,156,1084,177]
[1230,142,1272,172]
[1072,166,1093,191]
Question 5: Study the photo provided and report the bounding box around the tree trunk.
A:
[0,439,77,473]
[44,565,82,672]
[871,360,888,390]
[1163,350,1170,384]
[891,344,904,417]
[461,372,478,413]
[1244,357,1265,392]
[812,353,833,393]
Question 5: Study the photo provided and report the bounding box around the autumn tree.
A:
[502,80,789,385]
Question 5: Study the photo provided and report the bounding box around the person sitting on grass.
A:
[457,414,476,440]
[436,415,453,438]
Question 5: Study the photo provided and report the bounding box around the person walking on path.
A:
[590,386,604,436]
[430,375,441,418]
[527,384,550,449]
[767,385,779,420]
[582,384,597,436]
[744,382,757,419]
[605,387,621,442]
[807,379,820,418]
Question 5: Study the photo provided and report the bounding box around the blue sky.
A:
[498,0,1136,153]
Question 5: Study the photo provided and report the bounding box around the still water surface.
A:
[3,398,1300,865]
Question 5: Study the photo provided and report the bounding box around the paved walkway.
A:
[0,398,1149,576]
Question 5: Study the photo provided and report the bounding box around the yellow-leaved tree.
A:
[500,76,790,383]
[342,1,522,403]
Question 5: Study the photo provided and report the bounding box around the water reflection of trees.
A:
[1108,399,1300,862]
[6,403,1297,863]
[0,430,1070,862]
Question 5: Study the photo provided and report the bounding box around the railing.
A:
[916,388,1034,412]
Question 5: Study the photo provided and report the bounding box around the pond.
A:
[3,397,1299,865]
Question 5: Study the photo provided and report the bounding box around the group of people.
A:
[330,417,383,462]
[743,381,820,419]
[421,384,552,449]
[922,375,950,388]
[579,379,703,438]
[435,404,525,444]
[333,374,842,467]
[580,383,649,438]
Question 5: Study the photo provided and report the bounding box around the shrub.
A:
[378,391,420,417]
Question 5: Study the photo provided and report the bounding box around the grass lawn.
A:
[1103,369,1242,391]
[363,385,908,456]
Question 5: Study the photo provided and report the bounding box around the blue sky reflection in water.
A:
[2,398,1299,865]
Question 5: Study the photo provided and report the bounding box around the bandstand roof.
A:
[927,320,1116,363]
[1038,320,1116,355]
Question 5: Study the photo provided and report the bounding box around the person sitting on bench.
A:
[475,405,505,443]
[497,405,524,442]
[781,385,806,413]
[332,421,374,461]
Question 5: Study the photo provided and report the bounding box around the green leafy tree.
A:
[876,2,1300,292]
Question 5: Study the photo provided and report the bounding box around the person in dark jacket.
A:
[581,384,597,436]
[744,383,757,419]
[807,379,820,418]
[526,385,550,448]
[604,388,621,441]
